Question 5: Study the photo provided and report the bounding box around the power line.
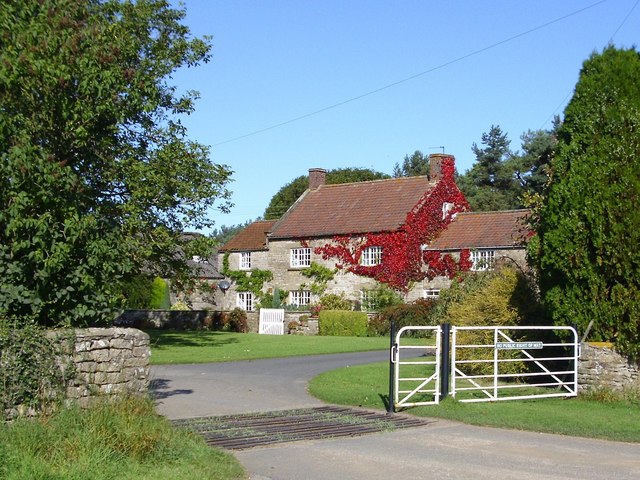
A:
[539,0,639,130]
[213,0,608,147]
[610,0,640,42]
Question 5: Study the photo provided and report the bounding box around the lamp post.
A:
[218,280,231,309]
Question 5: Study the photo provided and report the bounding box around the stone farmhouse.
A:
[216,154,530,313]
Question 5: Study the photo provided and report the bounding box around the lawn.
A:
[308,360,640,443]
[147,330,398,364]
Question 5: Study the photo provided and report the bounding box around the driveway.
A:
[151,352,640,480]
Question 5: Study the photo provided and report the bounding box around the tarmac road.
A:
[150,351,640,480]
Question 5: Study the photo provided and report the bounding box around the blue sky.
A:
[170,0,639,231]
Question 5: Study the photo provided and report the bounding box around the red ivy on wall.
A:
[314,158,472,292]
[423,249,472,281]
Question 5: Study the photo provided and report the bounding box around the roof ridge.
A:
[316,175,433,189]
[458,209,531,215]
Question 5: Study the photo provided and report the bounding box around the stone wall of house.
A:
[63,328,151,407]
[217,249,271,312]
[266,237,389,307]
[422,247,529,296]
[578,343,640,392]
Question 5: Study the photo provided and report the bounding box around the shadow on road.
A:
[149,378,193,400]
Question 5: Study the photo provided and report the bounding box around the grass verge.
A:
[147,330,404,364]
[308,361,640,443]
[0,397,245,480]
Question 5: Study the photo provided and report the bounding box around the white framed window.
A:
[290,247,311,268]
[423,289,440,299]
[289,290,311,307]
[239,251,251,270]
[361,289,379,312]
[237,292,254,311]
[471,249,495,271]
[361,246,383,266]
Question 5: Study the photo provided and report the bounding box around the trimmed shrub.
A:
[120,275,154,309]
[149,277,171,310]
[317,293,352,311]
[368,299,437,337]
[226,308,248,333]
[318,310,368,337]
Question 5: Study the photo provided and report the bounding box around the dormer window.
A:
[361,246,382,266]
[239,251,252,270]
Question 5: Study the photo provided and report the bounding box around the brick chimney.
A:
[309,168,327,190]
[428,154,454,181]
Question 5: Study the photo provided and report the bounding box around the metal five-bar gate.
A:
[391,325,442,408]
[389,323,579,412]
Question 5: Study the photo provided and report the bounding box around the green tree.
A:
[457,125,517,210]
[507,126,557,197]
[264,167,389,220]
[393,150,429,177]
[0,0,232,327]
[534,46,640,358]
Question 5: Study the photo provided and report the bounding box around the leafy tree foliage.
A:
[393,150,429,177]
[0,0,232,327]
[263,167,389,220]
[534,46,640,358]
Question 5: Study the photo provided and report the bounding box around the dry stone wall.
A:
[64,328,150,407]
[579,343,640,392]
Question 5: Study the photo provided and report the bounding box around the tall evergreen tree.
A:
[534,46,640,358]
[393,150,429,177]
[457,125,517,210]
[507,125,557,197]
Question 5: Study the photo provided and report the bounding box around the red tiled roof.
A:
[268,176,437,239]
[427,210,531,250]
[218,220,277,252]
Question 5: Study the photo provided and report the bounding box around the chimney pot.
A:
[309,168,327,189]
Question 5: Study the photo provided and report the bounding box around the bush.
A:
[429,266,542,376]
[318,310,368,337]
[314,293,352,313]
[226,308,248,333]
[360,284,403,312]
[368,299,437,336]
[149,277,171,310]
[120,275,154,309]
[0,318,74,419]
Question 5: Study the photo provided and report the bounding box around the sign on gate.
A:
[258,308,285,335]
[495,341,543,350]
[391,325,441,408]
[450,326,578,403]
